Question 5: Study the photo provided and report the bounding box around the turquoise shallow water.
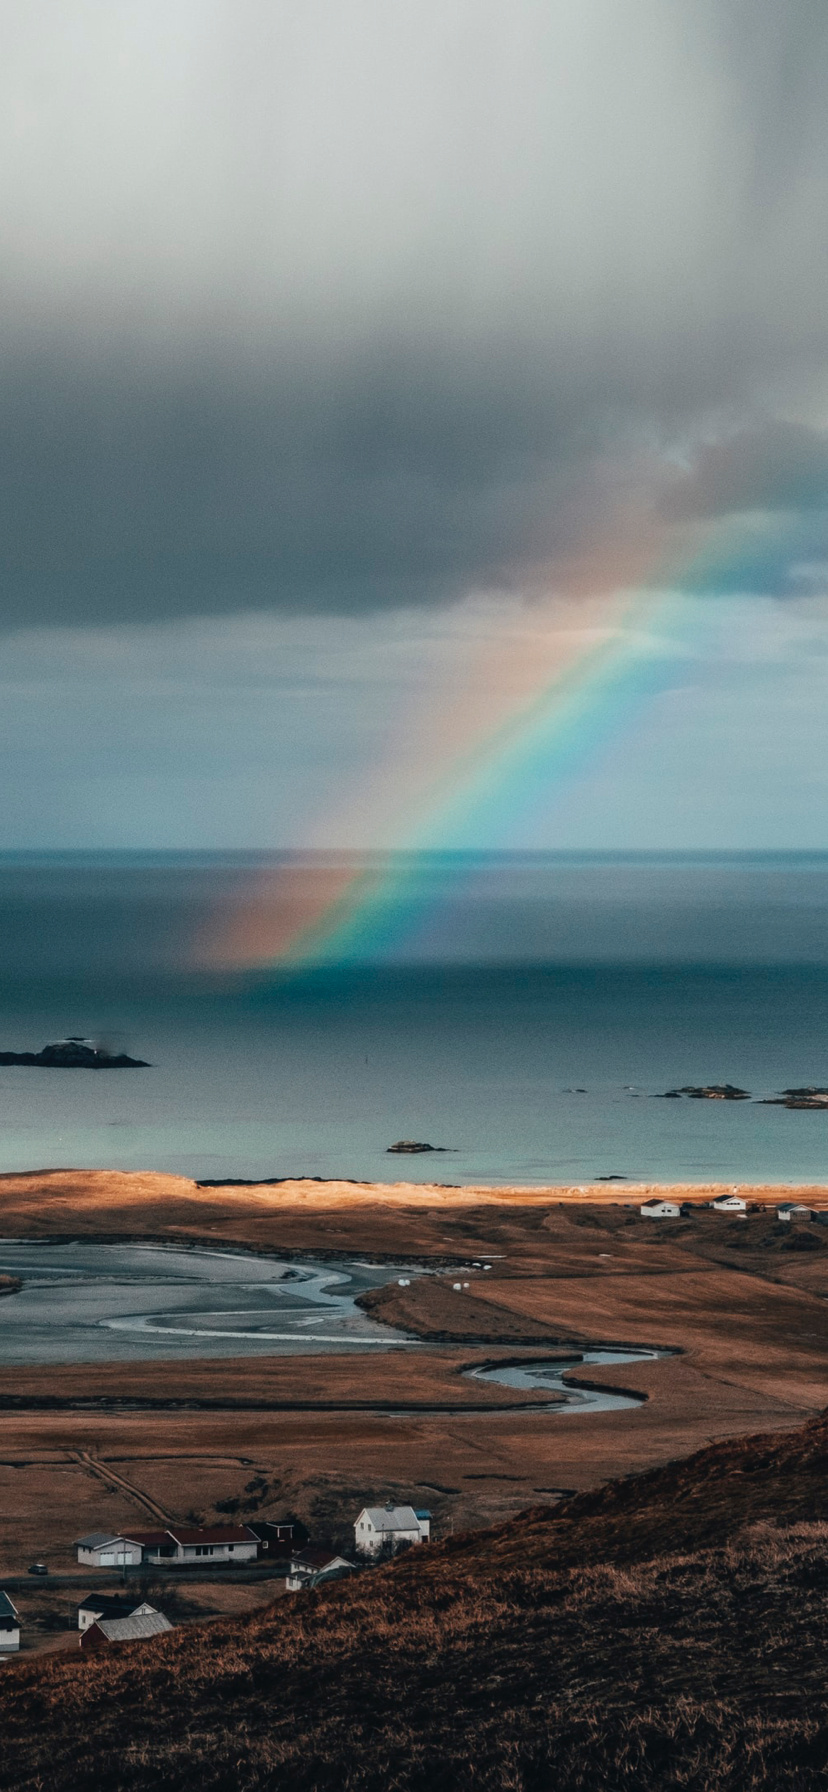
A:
[1,852,828,1185]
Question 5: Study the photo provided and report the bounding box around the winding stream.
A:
[0,1242,668,1412]
[466,1347,666,1413]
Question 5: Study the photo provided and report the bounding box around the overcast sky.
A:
[2,1,828,848]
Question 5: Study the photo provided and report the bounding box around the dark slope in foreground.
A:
[5,1416,828,1792]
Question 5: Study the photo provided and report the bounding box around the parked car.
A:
[28,1562,48,1576]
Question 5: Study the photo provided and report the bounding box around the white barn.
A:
[640,1200,680,1219]
[75,1533,143,1569]
[354,1503,431,1557]
[0,1590,19,1653]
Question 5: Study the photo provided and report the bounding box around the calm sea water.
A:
[1,851,828,1186]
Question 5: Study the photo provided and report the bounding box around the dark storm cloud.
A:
[0,1,827,626]
[662,422,828,522]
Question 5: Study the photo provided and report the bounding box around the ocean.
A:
[1,851,828,1186]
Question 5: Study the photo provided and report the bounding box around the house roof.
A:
[0,1591,18,1621]
[75,1533,125,1550]
[292,1547,351,1570]
[93,1612,173,1643]
[359,1505,422,1531]
[167,1526,257,1546]
[121,1530,172,1548]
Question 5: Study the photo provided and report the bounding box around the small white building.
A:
[75,1533,143,1569]
[777,1203,812,1223]
[286,1547,354,1591]
[354,1503,431,1557]
[0,1590,19,1653]
[710,1195,748,1212]
[76,1595,157,1633]
[640,1200,680,1219]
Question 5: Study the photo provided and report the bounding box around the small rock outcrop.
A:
[658,1084,750,1101]
[386,1141,448,1154]
[0,1037,150,1069]
[761,1087,828,1109]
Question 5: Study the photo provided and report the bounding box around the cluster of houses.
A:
[0,1503,433,1656]
[287,1504,432,1592]
[639,1195,816,1221]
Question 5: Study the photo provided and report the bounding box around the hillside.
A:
[3,1413,828,1790]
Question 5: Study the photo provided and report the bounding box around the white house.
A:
[76,1595,157,1633]
[777,1203,812,1223]
[130,1525,259,1565]
[710,1195,748,1212]
[640,1200,680,1219]
[0,1590,19,1654]
[76,1533,143,1569]
[286,1547,354,1591]
[354,1503,431,1557]
[77,1525,258,1568]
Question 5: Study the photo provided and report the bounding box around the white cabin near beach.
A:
[640,1200,680,1219]
[710,1195,747,1212]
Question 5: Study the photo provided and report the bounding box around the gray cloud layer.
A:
[0,0,827,625]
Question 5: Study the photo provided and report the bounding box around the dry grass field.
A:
[4,1410,828,1789]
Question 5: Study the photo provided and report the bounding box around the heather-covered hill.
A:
[4,1415,828,1791]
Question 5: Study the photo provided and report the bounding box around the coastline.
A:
[0,1167,826,1245]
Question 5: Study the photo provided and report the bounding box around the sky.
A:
[2,0,828,851]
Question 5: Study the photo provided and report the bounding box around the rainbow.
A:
[203,503,793,971]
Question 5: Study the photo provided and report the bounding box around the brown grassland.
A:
[1,1169,828,1784]
[3,1413,828,1789]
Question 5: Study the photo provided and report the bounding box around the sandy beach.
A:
[0,1167,827,1243]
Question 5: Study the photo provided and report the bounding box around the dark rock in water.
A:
[760,1087,828,1109]
[0,1036,149,1069]
[659,1084,750,1101]
[387,1140,448,1154]
[596,1174,627,1181]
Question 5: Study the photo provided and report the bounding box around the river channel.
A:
[0,1243,666,1411]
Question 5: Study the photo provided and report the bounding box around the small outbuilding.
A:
[245,1520,299,1558]
[75,1533,144,1569]
[0,1590,20,1654]
[710,1195,748,1212]
[354,1503,430,1557]
[640,1200,680,1219]
[80,1610,173,1650]
[76,1595,157,1633]
[286,1547,354,1592]
[777,1203,812,1223]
